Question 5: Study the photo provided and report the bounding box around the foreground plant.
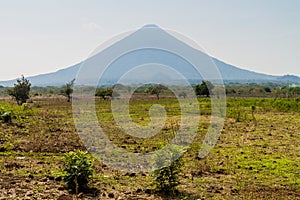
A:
[0,107,13,123]
[153,144,184,195]
[63,150,93,194]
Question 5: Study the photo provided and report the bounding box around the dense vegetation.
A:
[1,81,300,98]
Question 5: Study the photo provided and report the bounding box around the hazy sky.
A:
[1,0,300,80]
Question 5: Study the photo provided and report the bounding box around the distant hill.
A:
[1,25,299,87]
[1,58,299,87]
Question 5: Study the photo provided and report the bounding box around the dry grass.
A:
[0,97,299,199]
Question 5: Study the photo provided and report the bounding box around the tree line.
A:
[3,76,300,105]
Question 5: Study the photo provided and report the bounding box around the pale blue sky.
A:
[0,0,299,80]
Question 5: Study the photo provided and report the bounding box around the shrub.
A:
[21,103,29,111]
[150,84,168,99]
[8,75,31,105]
[63,79,75,102]
[95,88,114,100]
[63,151,93,194]
[0,107,13,123]
[153,145,184,195]
[195,81,214,97]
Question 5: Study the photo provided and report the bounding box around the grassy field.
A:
[0,96,299,199]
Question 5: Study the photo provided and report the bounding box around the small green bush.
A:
[0,107,13,123]
[63,150,93,193]
[21,103,29,111]
[153,145,184,195]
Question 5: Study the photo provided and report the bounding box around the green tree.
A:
[8,75,31,105]
[64,79,75,102]
[150,84,167,99]
[264,87,272,93]
[195,81,214,97]
[292,87,300,95]
[95,88,114,100]
[226,88,237,95]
